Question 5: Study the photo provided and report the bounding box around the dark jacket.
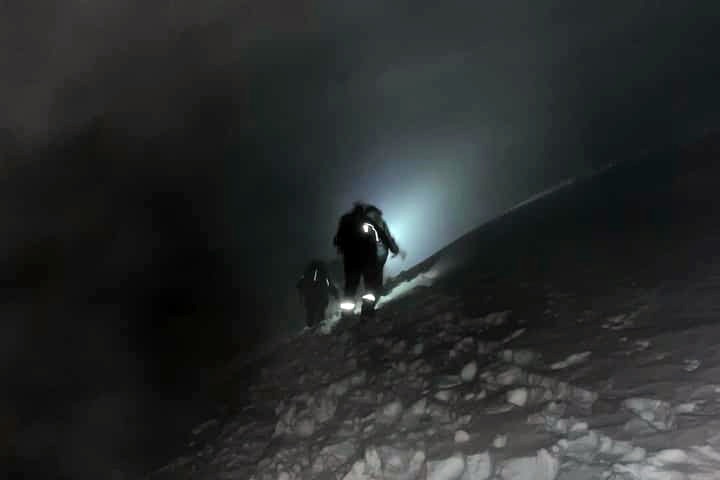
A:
[333,204,399,258]
[296,260,339,301]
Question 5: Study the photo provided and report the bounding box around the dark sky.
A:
[3,2,720,300]
[1,2,720,476]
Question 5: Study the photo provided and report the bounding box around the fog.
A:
[1,1,719,477]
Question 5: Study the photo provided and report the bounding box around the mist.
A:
[2,1,720,477]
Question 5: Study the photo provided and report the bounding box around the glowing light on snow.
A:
[361,293,376,302]
[340,301,355,311]
[332,138,490,278]
[376,267,442,309]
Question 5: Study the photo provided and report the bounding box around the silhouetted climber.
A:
[333,202,406,317]
[296,260,339,327]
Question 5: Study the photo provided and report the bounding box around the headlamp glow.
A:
[340,301,355,311]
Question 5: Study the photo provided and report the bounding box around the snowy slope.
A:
[147,139,720,480]
[149,286,720,480]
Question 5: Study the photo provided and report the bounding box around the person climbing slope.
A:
[296,259,339,327]
[333,202,406,317]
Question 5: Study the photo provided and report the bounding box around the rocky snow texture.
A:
[149,292,720,480]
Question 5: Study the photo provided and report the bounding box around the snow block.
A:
[499,449,559,480]
[623,398,677,433]
[460,361,478,383]
[460,452,493,480]
[312,440,359,475]
[426,454,466,480]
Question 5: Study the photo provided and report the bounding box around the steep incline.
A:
[150,135,720,480]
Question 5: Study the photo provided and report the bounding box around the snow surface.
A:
[146,156,720,480]
[377,267,442,310]
[148,278,720,480]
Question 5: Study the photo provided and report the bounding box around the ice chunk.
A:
[598,437,630,456]
[507,387,553,407]
[648,449,689,466]
[522,372,598,407]
[253,445,310,480]
[375,445,426,480]
[435,390,457,403]
[688,445,720,471]
[454,430,470,443]
[411,398,428,416]
[507,388,529,407]
[493,434,508,448]
[559,431,601,462]
[312,393,338,424]
[569,421,589,433]
[609,445,720,479]
[620,447,647,463]
[527,412,545,425]
[427,402,454,423]
[499,449,559,480]
[377,400,404,424]
[427,454,466,480]
[623,398,677,432]
[342,460,371,480]
[610,463,687,480]
[674,402,699,414]
[545,417,570,435]
[365,447,383,476]
[460,361,478,383]
[495,366,527,386]
[684,359,701,372]
[460,452,493,480]
[295,417,315,438]
[312,440,358,474]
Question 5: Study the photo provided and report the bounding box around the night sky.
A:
[1,1,720,477]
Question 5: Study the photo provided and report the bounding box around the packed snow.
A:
[148,280,720,480]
